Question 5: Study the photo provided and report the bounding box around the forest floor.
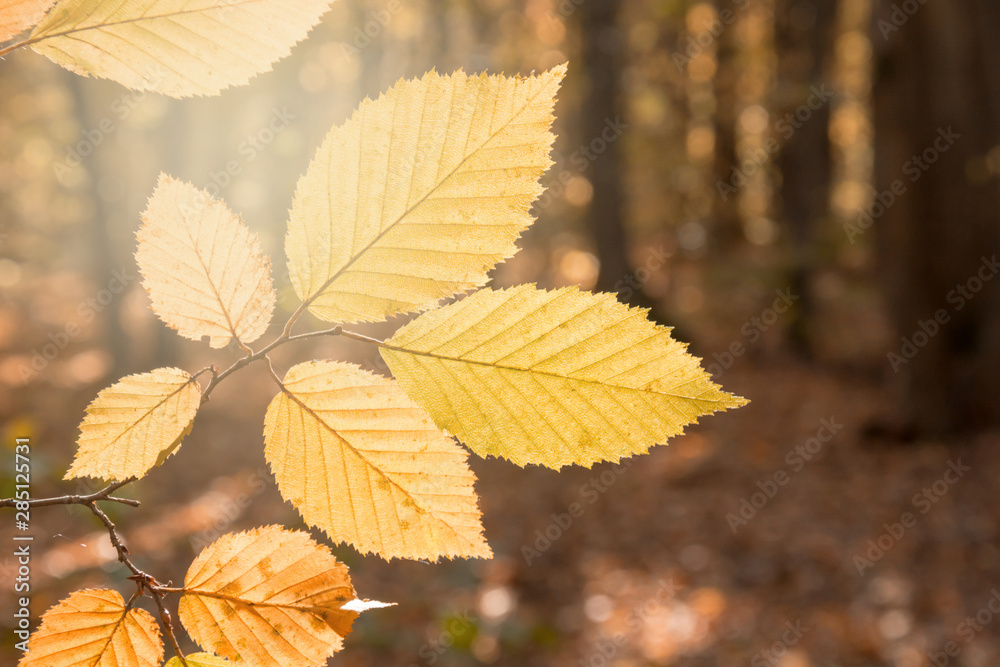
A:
[2,251,999,667]
[4,348,999,667]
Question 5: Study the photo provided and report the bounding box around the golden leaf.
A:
[286,65,566,324]
[164,653,229,667]
[25,0,332,97]
[65,367,201,481]
[264,361,491,561]
[381,285,749,469]
[177,526,363,667]
[137,174,275,349]
[0,0,54,42]
[19,588,163,667]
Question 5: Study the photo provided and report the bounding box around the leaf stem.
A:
[0,38,31,59]
[286,324,342,342]
[282,302,308,338]
[337,328,385,346]
[263,356,284,388]
[286,324,384,347]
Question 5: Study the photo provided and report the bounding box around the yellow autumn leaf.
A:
[19,588,163,667]
[178,526,362,667]
[24,0,332,97]
[381,285,749,469]
[0,0,54,42]
[137,175,275,349]
[285,65,566,324]
[264,361,490,561]
[65,367,202,481]
[164,653,229,667]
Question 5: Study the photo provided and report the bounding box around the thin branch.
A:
[0,477,139,508]
[151,591,189,667]
[286,324,343,342]
[0,307,389,664]
[87,501,145,578]
[198,311,359,403]
[90,500,189,665]
[199,318,301,403]
[200,351,257,403]
[286,324,385,347]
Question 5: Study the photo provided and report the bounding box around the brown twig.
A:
[0,309,393,664]
[151,591,189,667]
[0,476,189,661]
[0,477,139,508]
[88,497,189,665]
[86,501,144,578]
[198,313,306,403]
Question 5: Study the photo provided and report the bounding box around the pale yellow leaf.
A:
[65,367,202,481]
[0,0,54,42]
[381,285,749,469]
[137,174,275,349]
[178,526,363,667]
[286,65,566,324]
[263,361,490,561]
[164,653,229,667]
[19,588,163,667]
[26,0,332,97]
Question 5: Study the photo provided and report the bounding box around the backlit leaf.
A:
[264,361,490,561]
[164,653,229,667]
[0,0,54,42]
[137,174,275,349]
[65,367,201,481]
[286,65,566,323]
[27,0,332,97]
[177,526,364,667]
[381,285,749,469]
[18,588,163,667]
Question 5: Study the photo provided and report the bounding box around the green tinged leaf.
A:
[381,284,748,469]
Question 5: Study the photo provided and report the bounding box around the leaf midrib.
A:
[76,375,198,474]
[177,200,240,343]
[301,73,557,309]
[277,386,478,548]
[87,601,129,667]
[380,343,732,404]
[182,587,350,614]
[28,0,270,46]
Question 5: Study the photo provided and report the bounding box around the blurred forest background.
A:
[2,0,1000,665]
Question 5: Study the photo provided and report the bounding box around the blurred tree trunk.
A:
[774,0,839,355]
[872,0,1000,433]
[712,6,742,251]
[67,77,131,381]
[576,0,630,294]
